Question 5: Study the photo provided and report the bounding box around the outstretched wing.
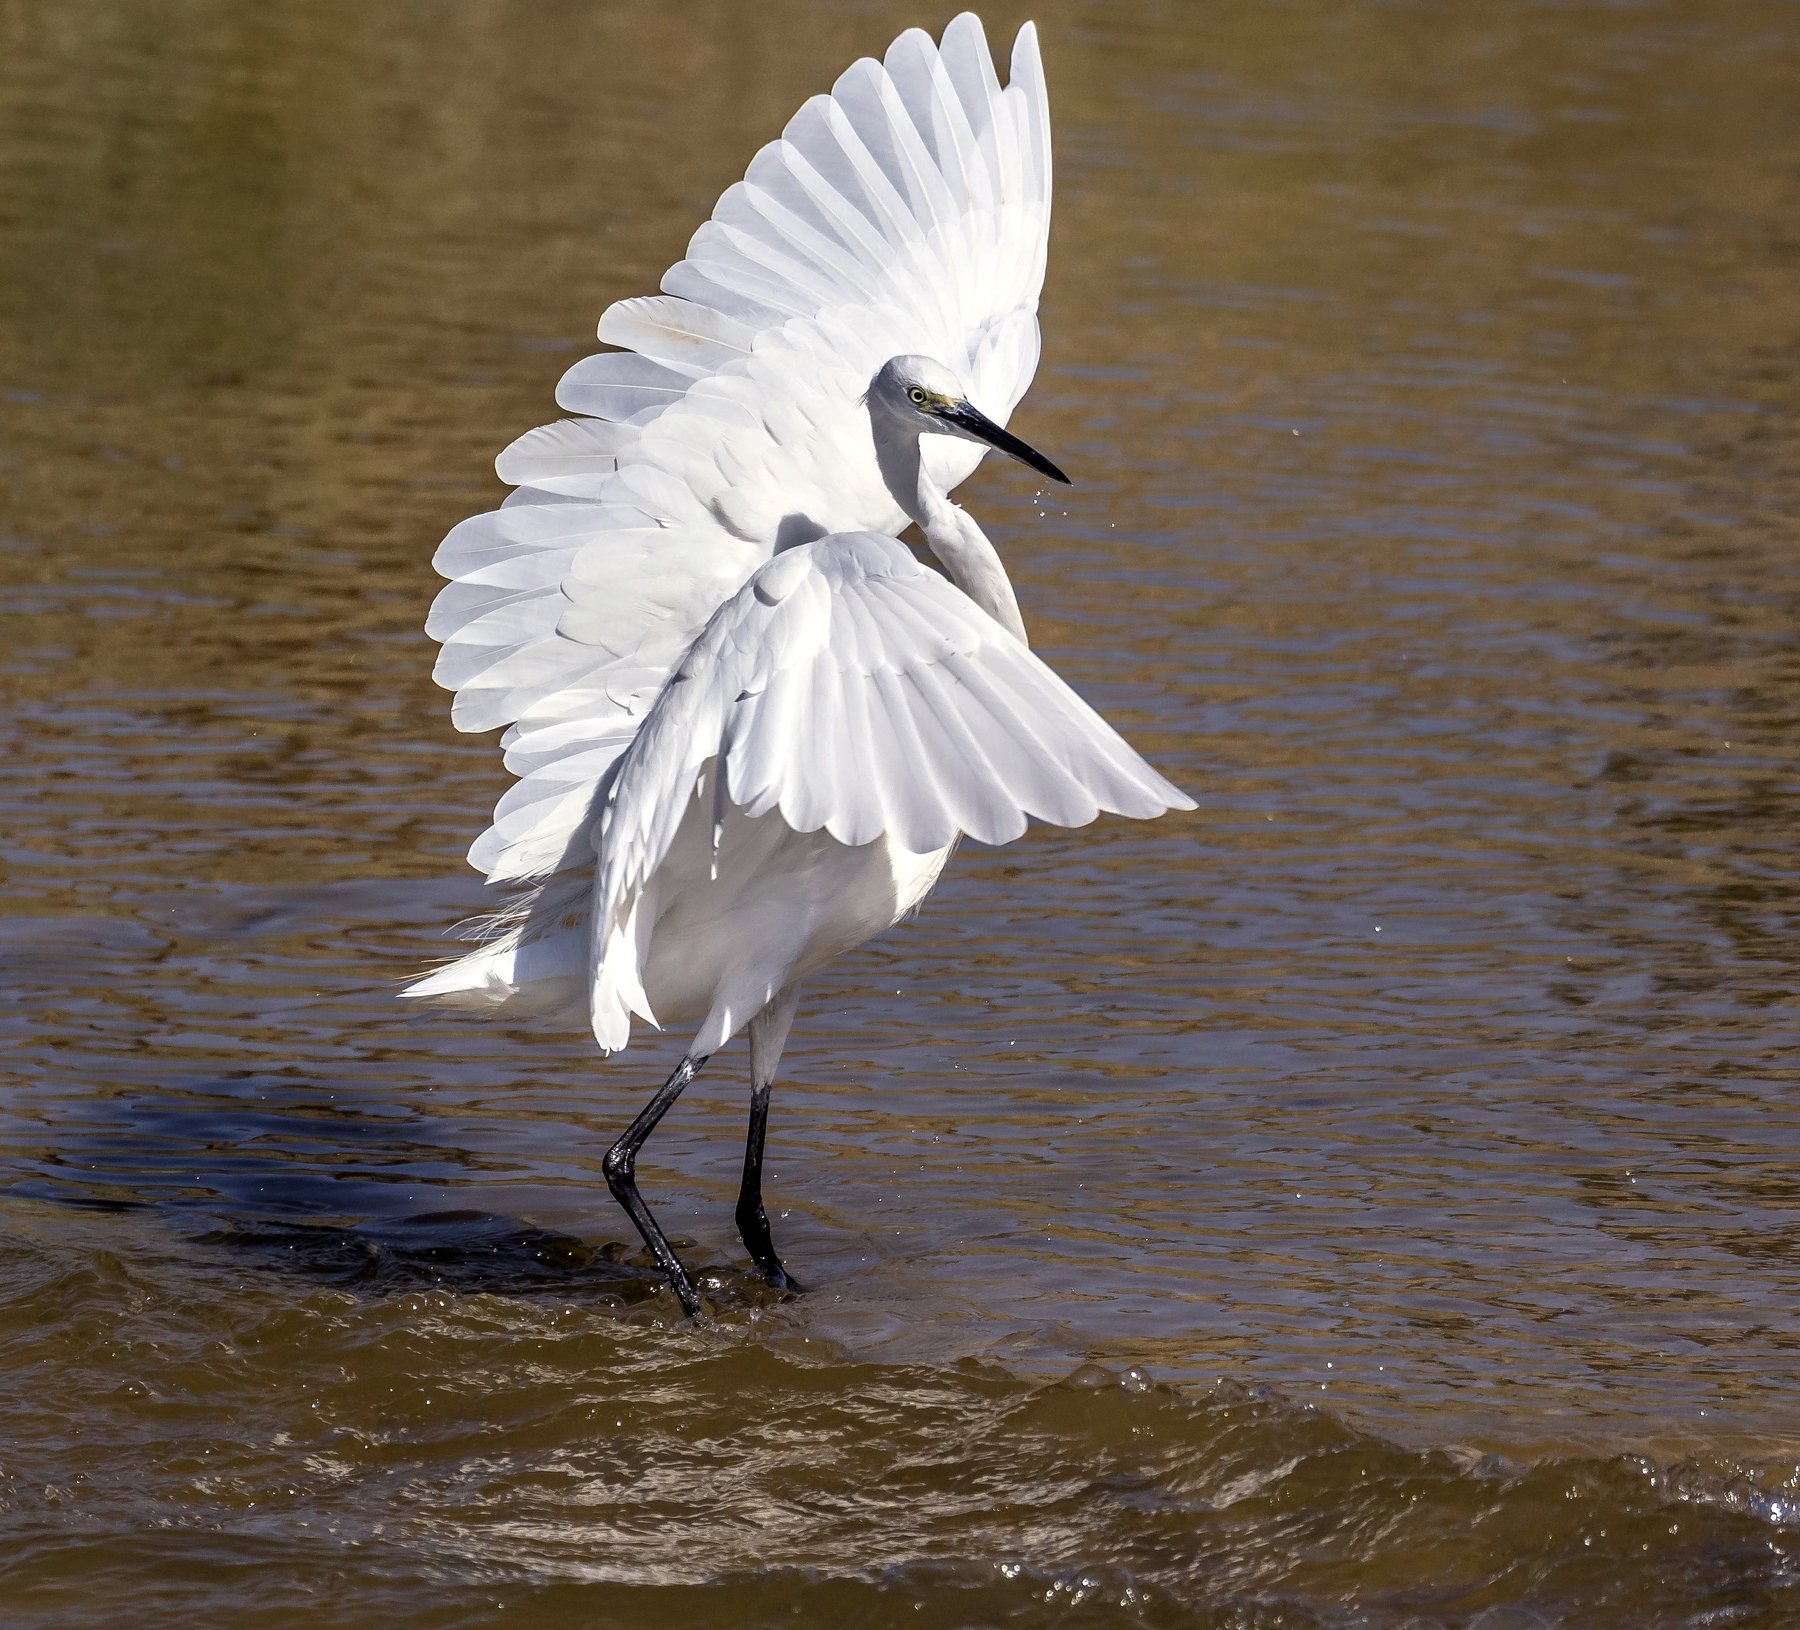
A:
[590,532,1194,1011]
[425,16,1055,887]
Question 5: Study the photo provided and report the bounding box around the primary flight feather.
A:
[406,14,1193,1315]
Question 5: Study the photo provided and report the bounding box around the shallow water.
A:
[2,0,1798,1624]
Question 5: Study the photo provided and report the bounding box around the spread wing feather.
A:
[588,533,1195,1011]
[420,16,1054,886]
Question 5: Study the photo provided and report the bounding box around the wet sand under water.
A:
[2,1,1798,1624]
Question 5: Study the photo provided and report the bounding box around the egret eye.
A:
[908,387,928,405]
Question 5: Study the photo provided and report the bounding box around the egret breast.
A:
[635,774,953,1043]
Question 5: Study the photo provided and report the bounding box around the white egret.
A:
[404,14,1193,1315]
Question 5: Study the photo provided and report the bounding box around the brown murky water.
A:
[3,1,1798,1624]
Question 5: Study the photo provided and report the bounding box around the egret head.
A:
[868,355,1071,485]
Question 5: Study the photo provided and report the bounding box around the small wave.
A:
[0,1225,1794,1628]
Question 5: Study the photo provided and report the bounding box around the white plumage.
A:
[404,15,1193,1314]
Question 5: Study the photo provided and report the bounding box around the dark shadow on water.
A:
[5,1080,795,1313]
[7,1078,493,1221]
[8,1077,688,1305]
[199,1212,795,1313]
[197,1208,664,1298]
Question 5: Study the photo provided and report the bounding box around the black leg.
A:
[602,1053,709,1317]
[738,986,803,1291]
[736,1081,801,1291]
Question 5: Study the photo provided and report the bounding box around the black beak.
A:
[939,400,1071,485]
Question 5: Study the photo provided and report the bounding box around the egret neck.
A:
[874,423,1030,647]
